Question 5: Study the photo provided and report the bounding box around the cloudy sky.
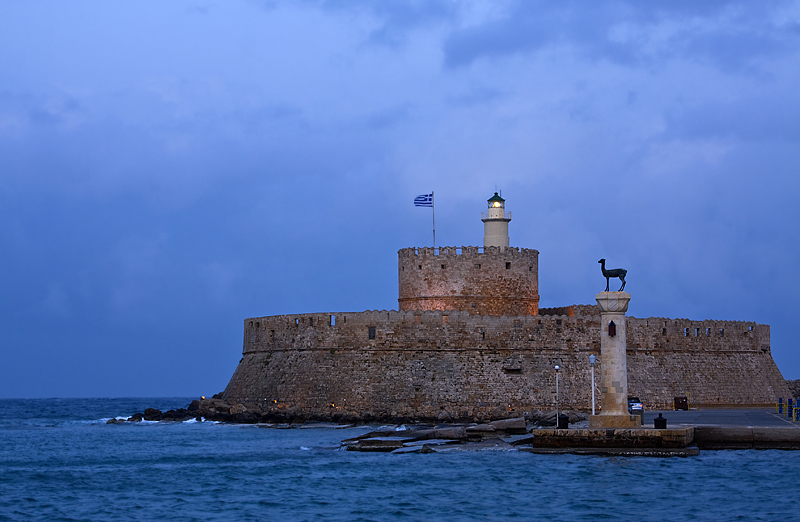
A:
[2,0,799,398]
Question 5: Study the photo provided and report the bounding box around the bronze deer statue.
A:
[599,259,627,292]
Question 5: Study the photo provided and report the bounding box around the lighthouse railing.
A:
[480,211,511,220]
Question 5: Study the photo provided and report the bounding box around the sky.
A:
[1,0,799,398]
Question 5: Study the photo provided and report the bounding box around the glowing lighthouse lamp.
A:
[481,192,511,249]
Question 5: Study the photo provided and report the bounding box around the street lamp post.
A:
[555,365,560,427]
[589,354,596,416]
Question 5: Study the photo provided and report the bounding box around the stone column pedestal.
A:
[590,291,642,428]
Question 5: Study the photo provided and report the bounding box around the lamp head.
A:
[589,354,596,365]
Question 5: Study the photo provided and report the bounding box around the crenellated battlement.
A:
[398,246,538,258]
[242,309,771,356]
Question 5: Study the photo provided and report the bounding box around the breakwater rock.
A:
[110,397,588,426]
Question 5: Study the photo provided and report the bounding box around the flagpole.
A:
[432,191,436,250]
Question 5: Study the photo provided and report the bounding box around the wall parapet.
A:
[226,307,786,412]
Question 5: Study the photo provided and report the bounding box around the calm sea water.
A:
[1,398,798,521]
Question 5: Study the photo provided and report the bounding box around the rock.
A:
[232,412,260,423]
[106,418,126,424]
[162,409,190,421]
[432,427,467,440]
[143,408,162,421]
[466,424,496,433]
[127,413,143,422]
[525,410,545,422]
[437,410,452,421]
[537,410,558,426]
[187,400,201,412]
[567,411,587,423]
[489,418,527,434]
[347,439,405,452]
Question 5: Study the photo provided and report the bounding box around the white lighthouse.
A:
[482,192,511,248]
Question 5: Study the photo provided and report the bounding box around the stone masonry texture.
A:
[222,308,788,418]
[221,246,788,420]
[398,246,539,316]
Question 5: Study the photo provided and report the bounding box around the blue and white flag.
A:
[414,193,433,207]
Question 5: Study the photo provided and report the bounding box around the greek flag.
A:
[414,193,433,207]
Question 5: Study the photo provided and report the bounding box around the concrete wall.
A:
[398,246,540,316]
[222,309,788,418]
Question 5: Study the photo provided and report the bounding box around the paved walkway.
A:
[642,409,799,428]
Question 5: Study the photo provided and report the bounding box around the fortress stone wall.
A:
[221,195,789,420]
[398,246,539,316]
[222,308,788,419]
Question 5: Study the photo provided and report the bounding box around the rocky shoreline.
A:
[109,379,800,426]
[107,396,588,426]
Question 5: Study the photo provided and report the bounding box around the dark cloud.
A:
[442,0,799,70]
[303,0,458,46]
[665,97,800,143]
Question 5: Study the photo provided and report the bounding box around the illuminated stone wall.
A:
[397,246,540,316]
[221,309,788,418]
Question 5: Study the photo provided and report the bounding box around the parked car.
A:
[628,397,644,416]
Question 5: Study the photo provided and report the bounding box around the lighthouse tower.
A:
[482,192,511,248]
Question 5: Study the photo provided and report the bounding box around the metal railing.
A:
[480,211,511,220]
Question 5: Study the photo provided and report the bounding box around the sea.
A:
[1,398,798,521]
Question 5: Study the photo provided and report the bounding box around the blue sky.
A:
[2,0,799,397]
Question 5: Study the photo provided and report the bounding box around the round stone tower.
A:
[398,194,539,316]
[482,192,511,248]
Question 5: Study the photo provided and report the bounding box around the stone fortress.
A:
[221,193,789,422]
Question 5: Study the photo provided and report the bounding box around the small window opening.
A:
[719,328,725,337]
[474,263,481,269]
[505,262,511,269]
[249,321,253,327]
[418,265,422,270]
[309,317,313,327]
[503,368,522,375]
[684,328,689,337]
[749,326,753,331]
[529,266,533,271]
[368,326,376,340]
[255,321,260,329]
[706,328,711,336]
[441,264,446,269]
[330,315,335,326]
[662,328,667,336]
[695,328,700,337]
[270,330,275,340]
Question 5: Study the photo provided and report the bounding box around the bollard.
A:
[779,398,784,414]
[654,413,667,429]
[789,399,794,418]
